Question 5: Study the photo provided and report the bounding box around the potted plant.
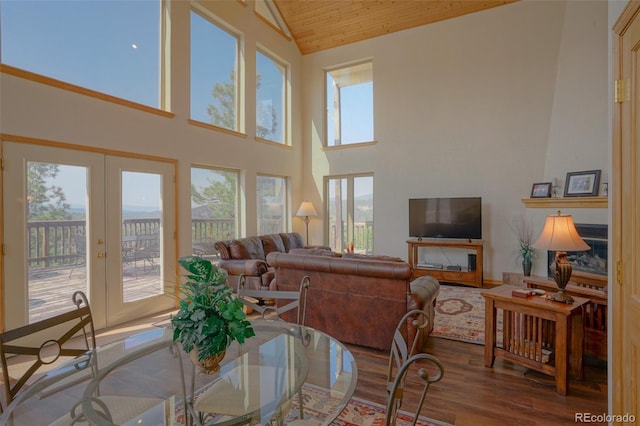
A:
[171,256,255,373]
[511,217,536,276]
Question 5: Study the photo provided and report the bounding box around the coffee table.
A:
[482,285,588,395]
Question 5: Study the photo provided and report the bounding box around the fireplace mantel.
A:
[521,197,608,208]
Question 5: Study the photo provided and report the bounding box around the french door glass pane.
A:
[27,162,88,324]
[354,176,373,253]
[257,175,287,234]
[326,175,374,254]
[190,167,239,259]
[328,178,347,252]
[121,171,162,302]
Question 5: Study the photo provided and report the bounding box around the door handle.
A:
[97,252,107,259]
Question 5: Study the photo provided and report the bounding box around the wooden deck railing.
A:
[27,218,237,268]
[27,218,372,267]
[329,221,374,253]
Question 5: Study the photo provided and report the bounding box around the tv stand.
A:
[407,239,484,288]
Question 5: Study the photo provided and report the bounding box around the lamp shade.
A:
[532,211,590,252]
[296,201,317,217]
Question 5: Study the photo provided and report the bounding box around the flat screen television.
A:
[409,197,482,240]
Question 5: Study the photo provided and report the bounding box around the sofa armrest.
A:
[408,275,440,337]
[218,259,269,276]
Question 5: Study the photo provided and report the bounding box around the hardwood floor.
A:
[97,311,608,426]
[349,337,607,426]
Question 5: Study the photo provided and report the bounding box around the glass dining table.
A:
[0,320,358,426]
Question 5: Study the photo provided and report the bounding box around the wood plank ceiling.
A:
[272,0,518,55]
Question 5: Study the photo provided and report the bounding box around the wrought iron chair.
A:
[385,353,444,426]
[0,291,164,424]
[0,291,95,414]
[387,309,432,395]
[236,274,310,325]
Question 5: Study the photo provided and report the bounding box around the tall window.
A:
[191,166,240,258]
[191,9,241,131]
[326,175,374,253]
[326,62,374,146]
[257,175,288,234]
[1,0,162,108]
[256,50,286,144]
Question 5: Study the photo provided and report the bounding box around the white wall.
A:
[301,0,609,281]
[0,0,304,255]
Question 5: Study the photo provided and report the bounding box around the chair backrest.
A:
[237,275,310,325]
[387,309,430,396]
[385,353,444,426]
[0,291,96,413]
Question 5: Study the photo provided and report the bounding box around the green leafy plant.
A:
[171,256,255,361]
[511,217,536,264]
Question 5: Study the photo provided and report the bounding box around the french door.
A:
[2,142,176,330]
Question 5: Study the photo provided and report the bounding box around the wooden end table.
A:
[481,285,589,395]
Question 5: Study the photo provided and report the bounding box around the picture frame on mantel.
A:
[530,182,552,198]
[563,170,601,197]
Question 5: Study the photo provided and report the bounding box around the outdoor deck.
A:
[28,261,164,324]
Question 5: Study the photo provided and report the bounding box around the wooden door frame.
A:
[0,134,179,331]
[612,0,640,418]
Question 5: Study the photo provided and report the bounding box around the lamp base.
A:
[550,289,574,304]
[550,251,575,304]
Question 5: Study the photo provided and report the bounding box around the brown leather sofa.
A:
[265,251,440,351]
[214,232,329,290]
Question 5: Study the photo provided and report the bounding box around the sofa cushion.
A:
[279,233,305,252]
[261,234,286,256]
[229,237,265,260]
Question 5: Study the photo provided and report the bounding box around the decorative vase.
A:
[189,349,226,374]
[522,259,532,277]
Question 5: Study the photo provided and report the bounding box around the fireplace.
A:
[547,223,607,277]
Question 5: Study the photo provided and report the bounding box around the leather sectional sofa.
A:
[266,251,440,351]
[214,232,328,290]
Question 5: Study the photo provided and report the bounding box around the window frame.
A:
[190,165,242,253]
[190,5,244,134]
[255,47,289,145]
[324,173,374,253]
[256,174,289,234]
[0,0,167,112]
[324,60,374,147]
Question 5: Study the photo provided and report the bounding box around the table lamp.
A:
[532,211,590,303]
[296,201,317,245]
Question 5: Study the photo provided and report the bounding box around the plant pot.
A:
[522,259,532,277]
[189,349,226,374]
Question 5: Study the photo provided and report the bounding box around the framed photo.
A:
[530,182,552,198]
[564,170,601,197]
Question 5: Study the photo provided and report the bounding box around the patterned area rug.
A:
[286,384,451,426]
[433,284,502,345]
[177,384,451,425]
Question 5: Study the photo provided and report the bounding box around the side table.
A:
[481,285,589,395]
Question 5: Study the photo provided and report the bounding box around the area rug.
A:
[285,384,451,426]
[176,383,451,426]
[433,284,502,345]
